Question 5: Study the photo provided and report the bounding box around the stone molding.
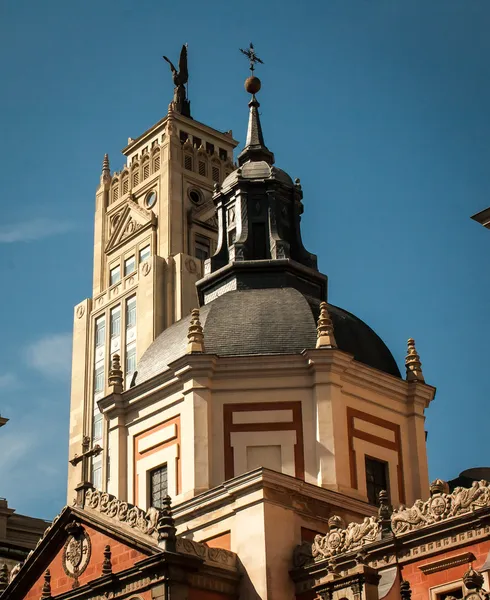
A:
[176,537,237,569]
[418,551,476,575]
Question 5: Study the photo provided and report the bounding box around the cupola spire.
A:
[237,44,274,166]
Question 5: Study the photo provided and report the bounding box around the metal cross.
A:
[239,42,264,73]
[69,435,103,507]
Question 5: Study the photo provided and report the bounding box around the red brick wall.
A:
[23,524,149,599]
[188,589,234,600]
[402,540,490,600]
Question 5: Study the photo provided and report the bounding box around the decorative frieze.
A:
[311,515,381,562]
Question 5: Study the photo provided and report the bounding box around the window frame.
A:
[149,464,169,509]
[365,455,389,506]
[109,264,121,286]
[124,255,136,277]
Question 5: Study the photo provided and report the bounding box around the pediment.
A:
[3,503,158,600]
[106,199,156,253]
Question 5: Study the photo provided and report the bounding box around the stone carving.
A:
[392,480,490,535]
[85,488,161,539]
[185,258,197,274]
[142,261,151,276]
[311,515,381,562]
[76,305,85,319]
[62,521,92,588]
[176,537,237,568]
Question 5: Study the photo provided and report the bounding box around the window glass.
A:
[126,343,136,377]
[150,464,168,508]
[94,365,104,393]
[95,316,106,348]
[126,297,136,329]
[365,456,388,505]
[139,245,151,263]
[92,458,102,490]
[110,265,121,286]
[110,306,121,338]
[124,255,135,276]
[93,413,103,442]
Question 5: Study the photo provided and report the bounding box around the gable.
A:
[106,199,156,253]
[23,522,149,599]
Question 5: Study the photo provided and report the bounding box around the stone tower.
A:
[67,71,238,501]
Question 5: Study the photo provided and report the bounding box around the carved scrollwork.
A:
[392,480,490,534]
[85,488,162,540]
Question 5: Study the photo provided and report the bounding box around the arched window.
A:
[132,163,140,187]
[211,162,220,183]
[152,148,161,173]
[111,179,119,202]
[142,158,150,180]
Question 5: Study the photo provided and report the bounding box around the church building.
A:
[2,45,490,600]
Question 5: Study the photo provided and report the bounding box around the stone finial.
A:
[0,564,9,592]
[157,495,177,552]
[187,309,205,354]
[400,580,412,600]
[378,490,393,535]
[327,515,345,530]
[108,353,124,392]
[405,338,425,383]
[463,566,484,590]
[429,478,447,496]
[41,569,52,599]
[316,302,337,349]
[102,545,112,576]
[101,153,111,185]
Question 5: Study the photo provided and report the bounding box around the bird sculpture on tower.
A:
[163,44,191,117]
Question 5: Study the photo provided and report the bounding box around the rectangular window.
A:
[184,155,193,171]
[436,589,463,600]
[150,464,168,508]
[139,244,151,263]
[95,316,105,348]
[252,222,268,259]
[93,413,103,442]
[206,142,214,155]
[126,296,136,329]
[198,160,206,177]
[365,456,388,505]
[124,255,135,276]
[193,136,201,149]
[219,148,227,161]
[94,365,104,393]
[92,457,102,490]
[195,235,211,261]
[180,130,189,144]
[110,306,121,339]
[143,162,150,180]
[126,342,136,377]
[109,265,121,286]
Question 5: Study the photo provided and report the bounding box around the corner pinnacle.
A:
[405,338,425,383]
[187,309,205,353]
[316,302,337,349]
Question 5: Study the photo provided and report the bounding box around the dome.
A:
[135,287,401,385]
[221,160,293,190]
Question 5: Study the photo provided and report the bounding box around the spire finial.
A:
[102,153,110,173]
[316,302,337,349]
[187,309,205,353]
[405,338,425,383]
[0,564,9,592]
[108,353,124,393]
[400,580,412,600]
[157,495,177,551]
[102,545,113,576]
[237,43,274,167]
[41,569,52,599]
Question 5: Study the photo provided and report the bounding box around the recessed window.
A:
[193,136,201,148]
[94,365,104,393]
[126,296,136,329]
[180,131,189,144]
[93,413,103,442]
[95,316,106,348]
[219,148,227,161]
[122,177,129,195]
[153,154,161,171]
[132,171,140,187]
[436,589,464,600]
[124,255,136,276]
[143,161,150,180]
[110,306,121,339]
[92,458,102,490]
[206,142,214,155]
[126,342,136,379]
[212,165,220,183]
[139,245,151,263]
[150,464,168,508]
[110,265,121,286]
[195,235,211,261]
[189,189,202,205]
[184,155,193,171]
[198,160,206,177]
[144,191,157,209]
[365,456,388,505]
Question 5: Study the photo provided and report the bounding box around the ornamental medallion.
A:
[62,524,91,588]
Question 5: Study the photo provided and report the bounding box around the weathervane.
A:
[240,43,264,74]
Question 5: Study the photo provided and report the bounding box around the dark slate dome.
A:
[135,287,401,385]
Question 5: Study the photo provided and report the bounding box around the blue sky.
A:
[0,0,489,520]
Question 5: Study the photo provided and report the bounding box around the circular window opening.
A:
[145,191,157,209]
[189,189,202,205]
